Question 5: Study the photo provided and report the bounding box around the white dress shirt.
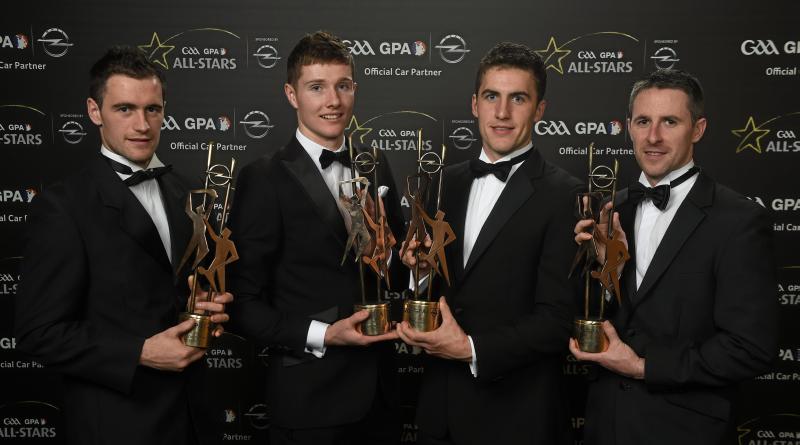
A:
[295,129,352,358]
[100,146,172,262]
[634,161,698,289]
[461,143,533,377]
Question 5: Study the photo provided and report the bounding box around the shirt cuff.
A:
[468,335,478,377]
[304,320,329,358]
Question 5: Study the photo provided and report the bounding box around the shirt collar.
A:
[100,145,164,175]
[296,128,347,169]
[638,160,696,189]
[478,142,533,164]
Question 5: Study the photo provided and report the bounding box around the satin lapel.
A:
[93,155,173,273]
[444,163,473,283]
[632,172,713,307]
[279,137,347,247]
[462,150,542,277]
[158,173,192,276]
[614,189,638,306]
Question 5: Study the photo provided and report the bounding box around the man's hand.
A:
[569,321,645,379]
[396,297,472,361]
[574,201,628,275]
[401,236,432,276]
[189,276,233,337]
[324,310,399,346]
[139,319,207,371]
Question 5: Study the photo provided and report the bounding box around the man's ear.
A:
[284,83,299,110]
[87,98,103,126]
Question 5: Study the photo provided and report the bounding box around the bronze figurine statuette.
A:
[176,143,238,348]
[570,144,629,353]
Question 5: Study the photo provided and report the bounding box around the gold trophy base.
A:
[179,312,215,348]
[354,303,390,336]
[573,318,609,353]
[403,299,441,332]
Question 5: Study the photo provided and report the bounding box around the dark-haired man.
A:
[227,31,404,444]
[569,69,777,445]
[15,46,232,444]
[398,42,581,445]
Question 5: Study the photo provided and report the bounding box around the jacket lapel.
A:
[462,149,541,277]
[632,172,713,306]
[93,155,173,273]
[279,137,348,247]
[443,163,473,283]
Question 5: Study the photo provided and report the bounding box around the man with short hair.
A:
[570,69,778,445]
[398,41,581,445]
[227,31,404,445]
[15,46,232,444]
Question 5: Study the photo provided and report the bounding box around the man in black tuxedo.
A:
[227,31,403,445]
[570,69,778,445]
[15,47,232,444]
[397,42,581,445]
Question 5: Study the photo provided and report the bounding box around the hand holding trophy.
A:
[176,144,238,348]
[571,144,629,352]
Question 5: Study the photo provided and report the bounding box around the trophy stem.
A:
[358,260,366,305]
[584,273,590,320]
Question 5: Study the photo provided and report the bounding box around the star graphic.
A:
[345,115,373,145]
[138,32,175,70]
[534,37,572,75]
[732,116,770,154]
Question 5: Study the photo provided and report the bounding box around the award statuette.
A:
[339,133,395,336]
[176,144,239,348]
[570,145,630,352]
[401,132,455,332]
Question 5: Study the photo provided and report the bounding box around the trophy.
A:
[401,131,455,332]
[176,143,239,348]
[571,144,630,352]
[339,132,395,336]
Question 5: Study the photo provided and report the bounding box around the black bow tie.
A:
[469,150,531,182]
[319,149,351,169]
[628,166,700,211]
[104,155,172,187]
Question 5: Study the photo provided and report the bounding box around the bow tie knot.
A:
[469,150,531,182]
[319,149,351,169]
[628,166,700,211]
[103,155,172,187]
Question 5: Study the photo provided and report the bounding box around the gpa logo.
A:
[449,126,477,150]
[534,120,622,136]
[651,46,680,69]
[1,34,29,49]
[435,34,469,64]
[161,115,232,131]
[0,188,37,203]
[239,110,274,139]
[58,121,87,144]
[740,39,800,56]
[253,44,280,68]
[138,29,239,70]
[37,28,73,57]
[0,337,15,349]
[379,40,426,56]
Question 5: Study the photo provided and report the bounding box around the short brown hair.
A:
[475,42,546,102]
[89,46,166,107]
[286,31,354,85]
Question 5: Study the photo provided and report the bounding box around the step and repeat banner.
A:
[2,1,799,443]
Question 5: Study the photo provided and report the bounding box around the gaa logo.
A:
[343,40,376,56]
[740,39,780,56]
[535,120,571,136]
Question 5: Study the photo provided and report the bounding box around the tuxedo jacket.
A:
[227,137,405,429]
[584,171,778,445]
[415,149,582,445]
[15,154,205,444]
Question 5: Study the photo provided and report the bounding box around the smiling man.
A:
[398,42,581,445]
[570,69,778,445]
[15,46,232,444]
[227,31,404,445]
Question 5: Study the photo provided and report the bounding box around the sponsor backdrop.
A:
[2,0,799,443]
